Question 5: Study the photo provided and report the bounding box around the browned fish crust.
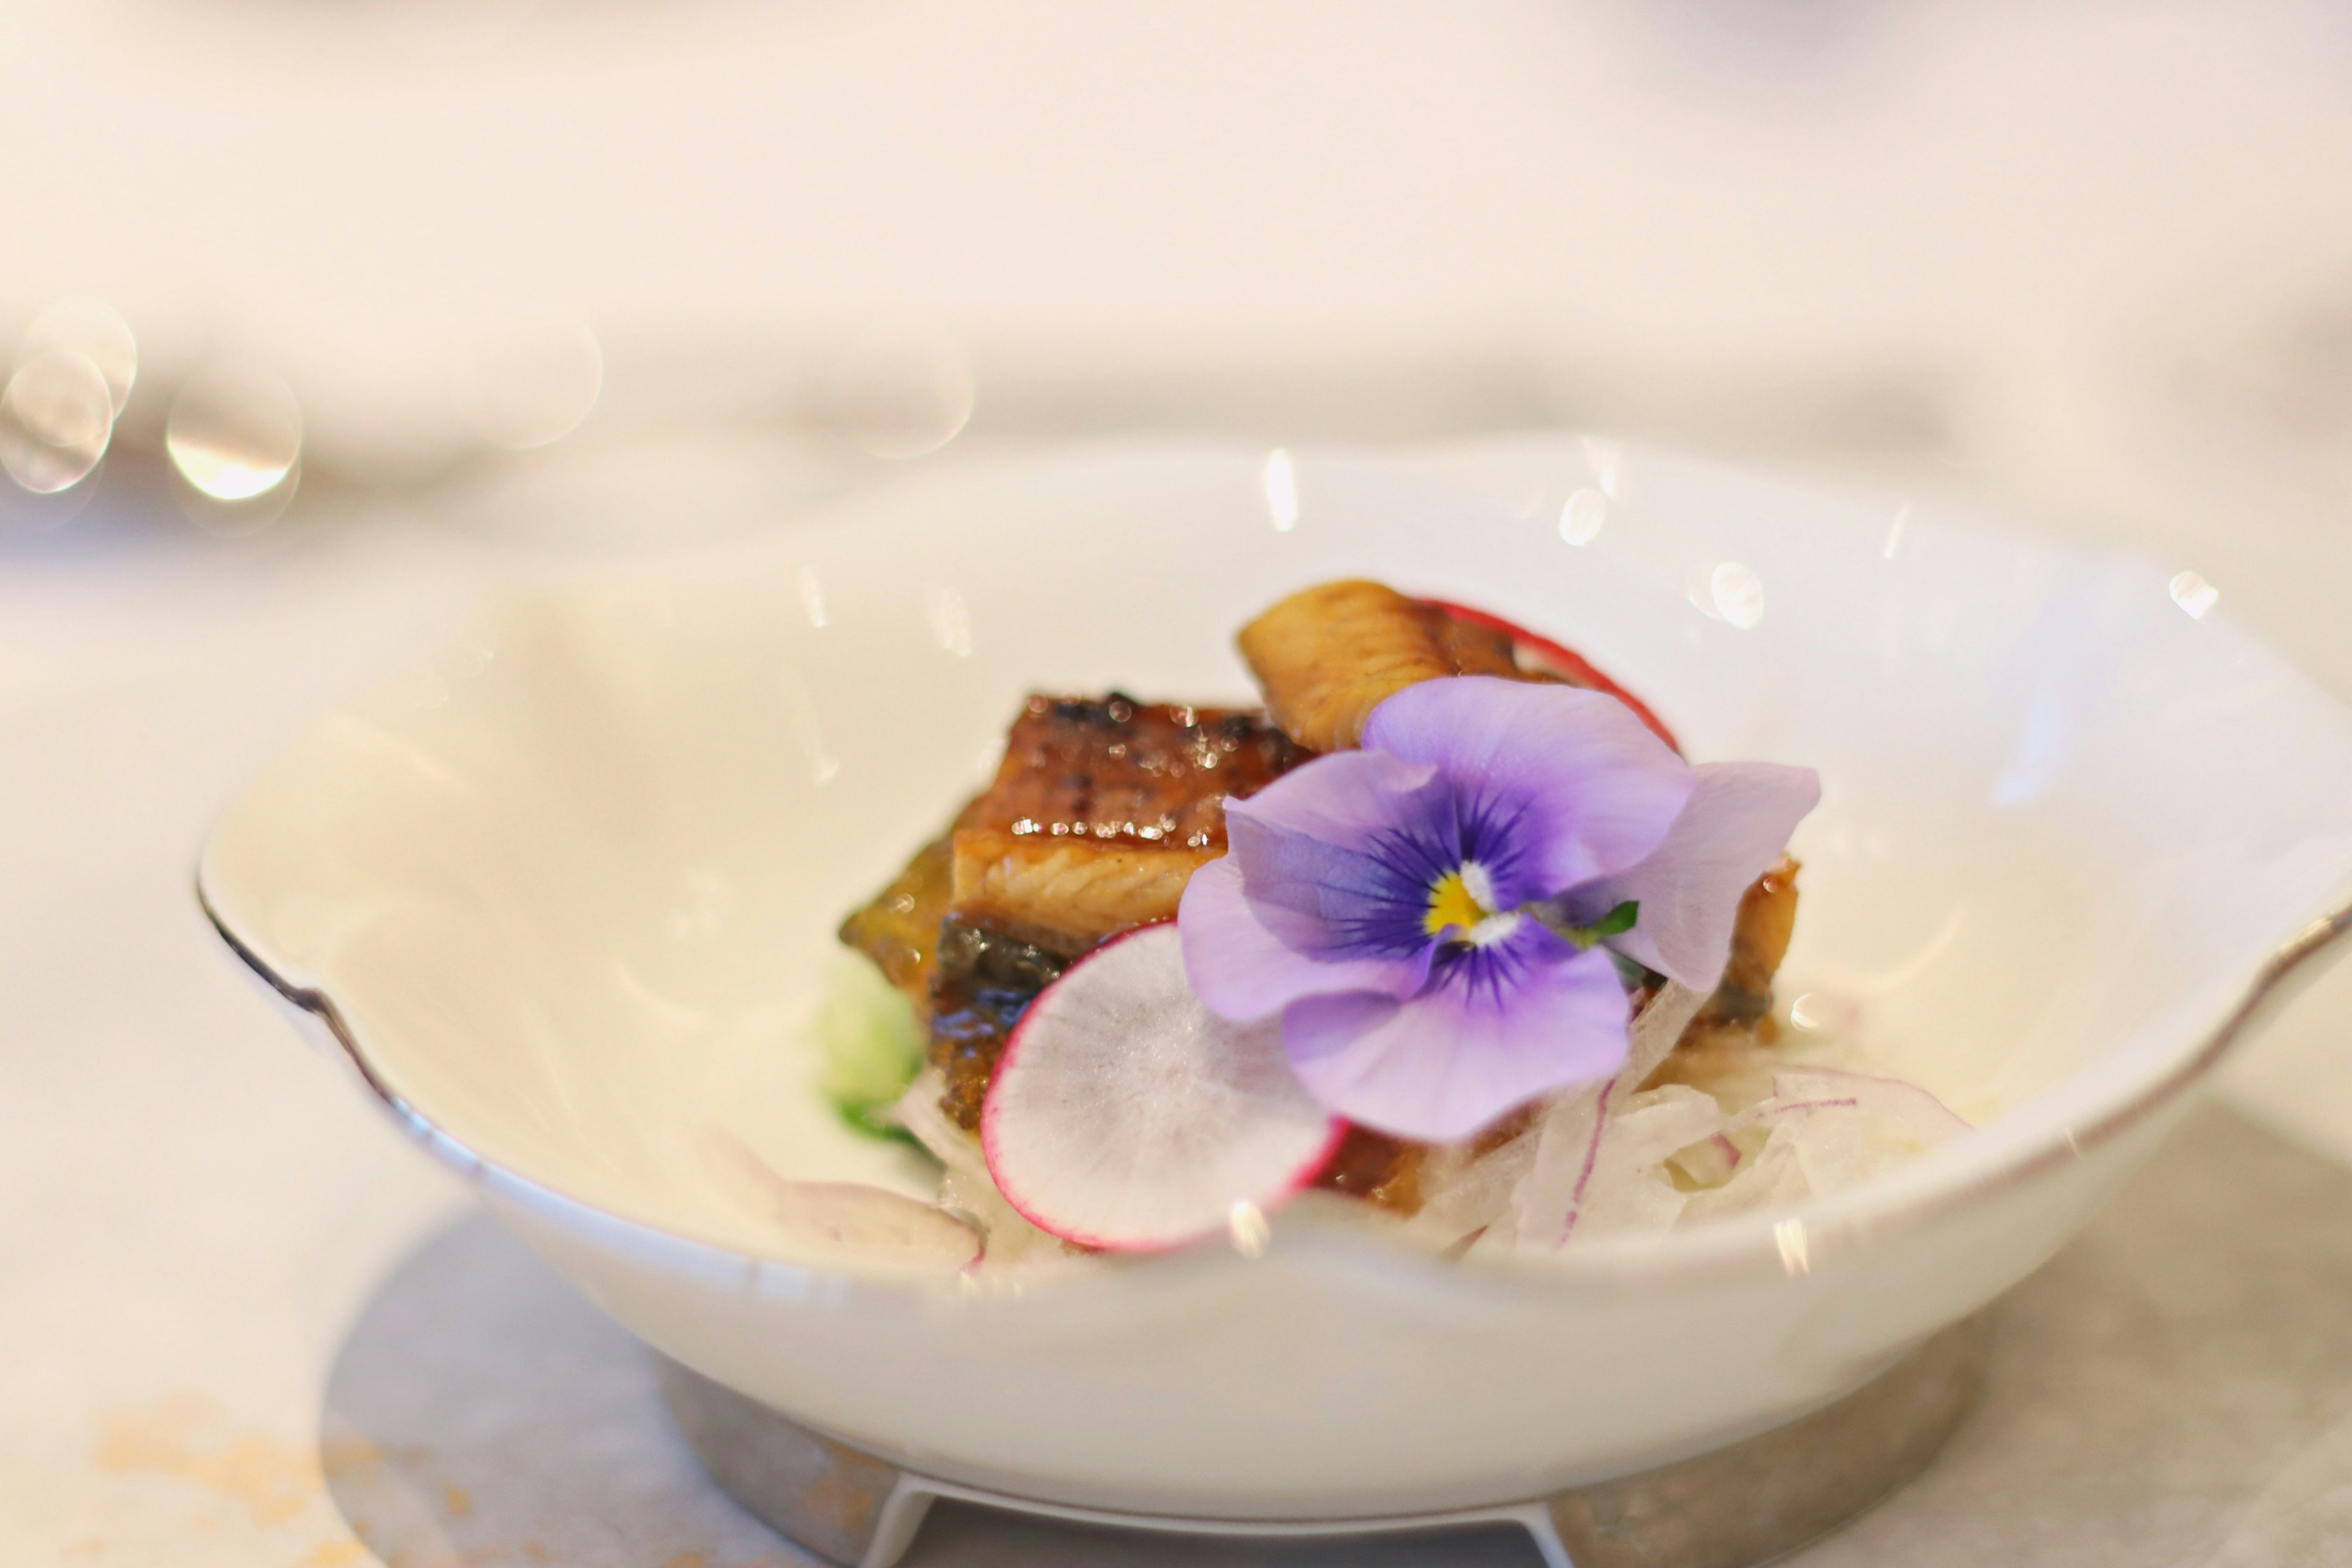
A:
[1235,581,1581,753]
[836,693,1308,1131]
[950,831,1219,948]
[1237,581,1463,753]
[836,836,954,1016]
[1725,857,1801,999]
[1429,609,1525,680]
[966,694,1306,850]
[927,917,1074,1129]
[1689,856,1800,1041]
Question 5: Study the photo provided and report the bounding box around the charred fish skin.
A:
[949,831,1218,949]
[1237,581,1462,753]
[835,692,1308,1131]
[835,695,1301,985]
[927,918,1073,1129]
[1689,855,1801,1038]
[1234,581,1576,754]
[945,693,1303,951]
[926,695,1305,1128]
[970,693,1306,851]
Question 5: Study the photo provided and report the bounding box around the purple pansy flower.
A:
[1177,677,1820,1142]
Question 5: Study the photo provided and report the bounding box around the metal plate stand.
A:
[658,1315,1988,1568]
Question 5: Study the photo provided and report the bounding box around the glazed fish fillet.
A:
[836,836,953,1014]
[1237,579,1533,752]
[967,693,1304,851]
[949,831,1220,949]
[841,693,1304,1128]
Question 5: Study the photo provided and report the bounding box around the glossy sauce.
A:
[967,694,1306,850]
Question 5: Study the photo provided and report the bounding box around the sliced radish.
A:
[1417,598,1681,755]
[981,922,1346,1253]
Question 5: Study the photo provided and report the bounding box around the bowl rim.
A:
[198,865,2352,1298]
[195,435,2352,1300]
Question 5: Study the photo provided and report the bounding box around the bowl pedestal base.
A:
[656,1313,1988,1568]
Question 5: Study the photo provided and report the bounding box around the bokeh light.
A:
[0,349,115,494]
[1263,448,1298,531]
[1708,561,1766,628]
[167,361,303,502]
[1558,488,1606,546]
[2170,569,2221,619]
[21,299,137,417]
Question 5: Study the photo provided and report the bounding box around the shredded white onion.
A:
[1415,1028,1971,1259]
[891,988,1968,1268]
[895,1069,1073,1270]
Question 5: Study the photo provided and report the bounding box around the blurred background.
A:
[19,0,2352,1135]
[10,1,2352,565]
[17,4,2352,1563]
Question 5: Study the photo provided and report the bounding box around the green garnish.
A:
[1552,898,1639,949]
[814,952,925,1146]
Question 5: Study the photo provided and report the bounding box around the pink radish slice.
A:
[981,922,1346,1253]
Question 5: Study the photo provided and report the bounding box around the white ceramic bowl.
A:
[202,439,2352,1520]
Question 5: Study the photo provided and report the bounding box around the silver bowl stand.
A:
[657,1313,1988,1568]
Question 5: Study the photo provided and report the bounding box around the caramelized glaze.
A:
[841,693,1306,1131]
[965,694,1305,850]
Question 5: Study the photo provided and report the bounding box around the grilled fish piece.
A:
[837,835,954,1016]
[1237,581,1470,753]
[1680,855,1802,1046]
[840,696,1302,974]
[927,918,1074,1129]
[966,693,1307,850]
[839,693,1307,1130]
[1235,581,1591,753]
[944,693,1303,954]
[1724,856,1801,1000]
[949,831,1219,951]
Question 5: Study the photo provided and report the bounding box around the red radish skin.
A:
[1419,598,1681,755]
[985,1123,1350,1256]
[981,923,1347,1254]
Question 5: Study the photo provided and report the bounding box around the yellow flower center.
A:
[1423,866,1493,938]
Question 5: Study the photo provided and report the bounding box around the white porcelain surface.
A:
[200,440,2352,1518]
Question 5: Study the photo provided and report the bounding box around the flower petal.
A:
[1280,929,1632,1142]
[1578,761,1821,990]
[1178,856,1434,1020]
[1218,747,1460,960]
[1221,745,1442,854]
[1360,677,1693,902]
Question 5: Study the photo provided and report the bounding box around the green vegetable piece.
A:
[1585,899,1640,940]
[815,952,926,1145]
[1541,897,1641,950]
